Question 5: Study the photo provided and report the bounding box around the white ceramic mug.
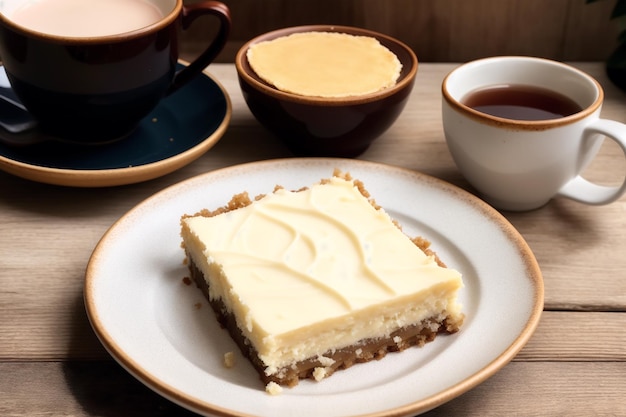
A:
[442,56,626,211]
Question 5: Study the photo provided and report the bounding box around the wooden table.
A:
[1,63,625,416]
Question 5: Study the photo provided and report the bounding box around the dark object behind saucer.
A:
[0,0,230,145]
[0,64,230,187]
[606,42,626,92]
[0,83,37,133]
[235,25,418,158]
[7,69,172,143]
[0,23,179,144]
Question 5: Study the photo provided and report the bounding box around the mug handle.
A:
[168,1,231,94]
[557,119,626,205]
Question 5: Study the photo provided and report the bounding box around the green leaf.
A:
[586,0,626,18]
[607,40,626,67]
[611,0,626,18]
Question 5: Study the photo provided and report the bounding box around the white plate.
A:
[84,158,544,417]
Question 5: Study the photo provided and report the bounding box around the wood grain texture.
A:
[517,311,626,361]
[1,308,624,361]
[181,0,621,63]
[1,63,625,415]
[0,361,623,416]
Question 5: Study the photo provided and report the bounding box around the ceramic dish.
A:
[0,62,231,187]
[236,25,417,157]
[84,158,544,417]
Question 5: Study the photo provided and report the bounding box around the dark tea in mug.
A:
[462,84,583,121]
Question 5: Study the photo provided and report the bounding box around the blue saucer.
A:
[0,63,231,187]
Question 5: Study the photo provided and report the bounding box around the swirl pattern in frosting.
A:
[181,176,463,370]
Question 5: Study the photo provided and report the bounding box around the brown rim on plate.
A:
[84,158,544,417]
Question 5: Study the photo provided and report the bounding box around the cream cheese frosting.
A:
[246,31,402,98]
[181,176,463,374]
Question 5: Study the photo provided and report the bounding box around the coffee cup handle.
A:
[168,1,231,94]
[557,119,626,205]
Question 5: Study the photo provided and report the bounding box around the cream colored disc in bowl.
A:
[247,32,402,98]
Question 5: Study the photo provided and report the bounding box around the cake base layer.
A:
[187,254,461,387]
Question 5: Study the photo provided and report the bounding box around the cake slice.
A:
[180,170,464,389]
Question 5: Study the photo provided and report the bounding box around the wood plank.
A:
[2,276,624,363]
[182,0,619,62]
[1,59,625,417]
[0,361,198,417]
[0,361,623,416]
[424,362,626,416]
[1,64,626,361]
[564,0,622,60]
[516,312,626,361]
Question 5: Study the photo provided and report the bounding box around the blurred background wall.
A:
[182,0,620,63]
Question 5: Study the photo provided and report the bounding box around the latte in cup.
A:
[8,0,163,37]
[0,0,230,144]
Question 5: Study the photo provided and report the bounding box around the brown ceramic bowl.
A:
[235,25,418,157]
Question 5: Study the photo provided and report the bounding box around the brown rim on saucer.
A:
[0,63,232,187]
[235,25,418,106]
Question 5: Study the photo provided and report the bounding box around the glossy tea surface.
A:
[462,84,583,121]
